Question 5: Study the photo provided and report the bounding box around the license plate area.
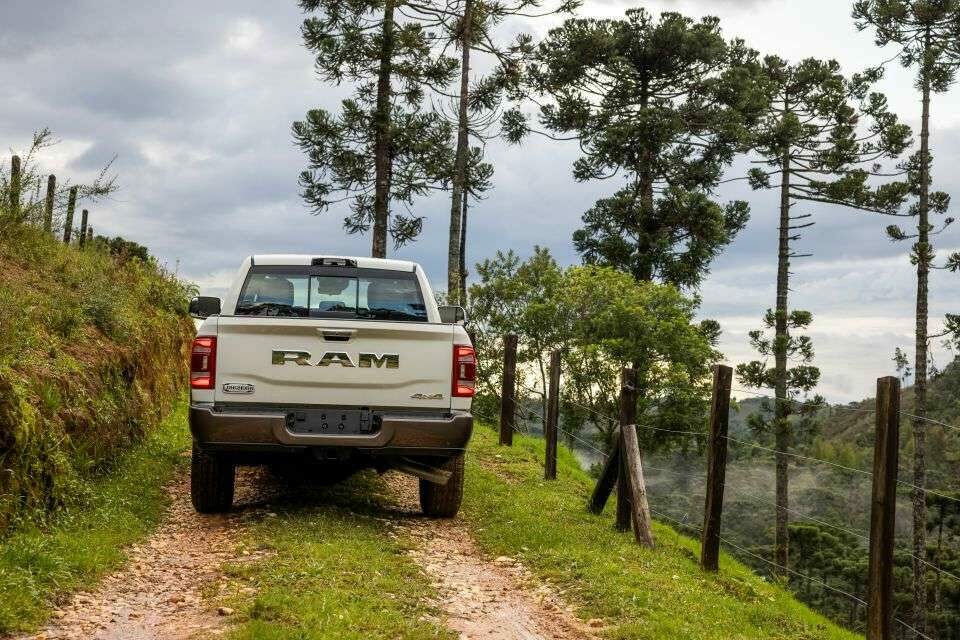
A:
[284,408,376,435]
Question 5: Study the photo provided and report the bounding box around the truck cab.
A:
[188,255,474,517]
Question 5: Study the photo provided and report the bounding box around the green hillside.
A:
[0,223,194,531]
[209,425,862,640]
[816,360,960,489]
[646,366,960,636]
[460,425,859,640]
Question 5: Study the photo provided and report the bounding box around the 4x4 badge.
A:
[410,393,444,400]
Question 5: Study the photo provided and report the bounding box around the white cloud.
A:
[224,18,264,52]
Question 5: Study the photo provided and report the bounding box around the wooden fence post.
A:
[588,426,621,514]
[544,350,561,480]
[499,333,518,446]
[621,423,655,548]
[9,155,21,220]
[701,364,733,571]
[867,376,900,640]
[63,186,78,244]
[616,368,638,532]
[79,209,89,248]
[87,226,93,244]
[43,175,56,232]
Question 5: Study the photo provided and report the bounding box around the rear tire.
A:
[419,454,464,518]
[191,444,235,513]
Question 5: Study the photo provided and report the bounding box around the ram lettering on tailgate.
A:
[271,350,400,369]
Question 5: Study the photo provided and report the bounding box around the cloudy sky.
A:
[3,0,959,402]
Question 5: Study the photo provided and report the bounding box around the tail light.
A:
[453,345,476,398]
[191,336,217,390]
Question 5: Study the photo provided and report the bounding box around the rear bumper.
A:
[189,404,472,457]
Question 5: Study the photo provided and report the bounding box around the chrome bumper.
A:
[189,404,473,455]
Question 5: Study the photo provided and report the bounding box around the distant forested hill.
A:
[817,359,960,490]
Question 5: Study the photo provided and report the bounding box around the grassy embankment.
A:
[0,224,194,528]
[0,223,194,632]
[461,425,861,640]
[0,403,190,632]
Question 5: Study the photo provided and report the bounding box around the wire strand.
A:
[557,425,611,460]
[901,410,960,436]
[520,382,619,428]
[520,405,612,460]
[649,506,701,533]
[734,490,870,544]
[896,479,960,505]
[894,617,936,640]
[634,423,708,438]
[723,436,874,477]
[717,535,868,608]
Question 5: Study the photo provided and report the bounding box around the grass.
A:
[460,424,863,640]
[0,401,191,633]
[217,473,453,640]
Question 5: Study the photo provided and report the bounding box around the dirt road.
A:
[390,472,597,640]
[19,468,594,640]
[18,468,278,640]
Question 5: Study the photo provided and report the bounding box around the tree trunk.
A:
[774,148,792,575]
[371,0,396,259]
[538,356,548,432]
[635,77,655,283]
[459,193,468,303]
[447,0,473,303]
[934,506,943,611]
[912,44,932,636]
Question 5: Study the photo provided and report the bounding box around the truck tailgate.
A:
[214,317,454,410]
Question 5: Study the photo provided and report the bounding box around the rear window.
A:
[235,266,428,322]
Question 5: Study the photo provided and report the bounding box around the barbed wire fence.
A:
[493,333,959,640]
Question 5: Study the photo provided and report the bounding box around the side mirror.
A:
[438,305,467,324]
[189,296,222,319]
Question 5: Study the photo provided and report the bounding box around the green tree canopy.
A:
[514,9,767,286]
[467,248,718,452]
[292,0,459,254]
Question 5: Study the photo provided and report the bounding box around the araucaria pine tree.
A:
[737,57,911,574]
[854,2,960,630]
[430,0,578,303]
[519,9,768,287]
[292,1,458,257]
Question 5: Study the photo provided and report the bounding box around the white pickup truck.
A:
[188,255,475,517]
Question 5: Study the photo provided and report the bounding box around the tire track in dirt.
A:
[18,466,279,640]
[387,472,599,640]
